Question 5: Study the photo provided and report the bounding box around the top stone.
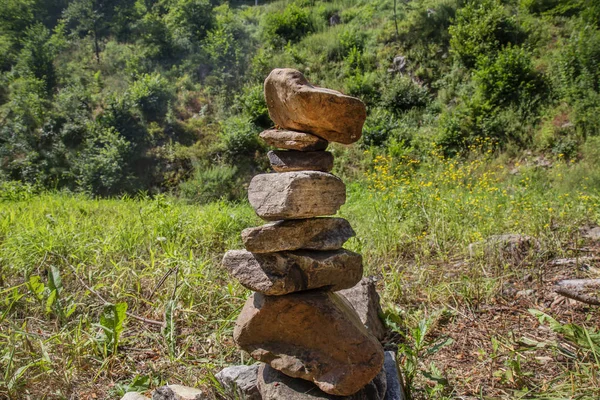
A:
[264,68,366,145]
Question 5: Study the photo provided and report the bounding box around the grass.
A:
[1,144,600,399]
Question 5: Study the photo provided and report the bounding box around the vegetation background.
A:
[1,0,600,399]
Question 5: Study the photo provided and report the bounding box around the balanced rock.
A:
[268,150,334,173]
[234,291,385,396]
[337,277,387,341]
[257,364,387,400]
[248,172,345,221]
[222,249,362,295]
[264,68,366,144]
[242,217,355,253]
[260,129,328,151]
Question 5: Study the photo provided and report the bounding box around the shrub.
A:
[128,73,174,122]
[380,76,430,116]
[362,108,402,148]
[449,0,523,68]
[178,163,239,204]
[220,115,263,160]
[474,45,547,109]
[75,126,133,196]
[263,4,314,47]
[238,84,270,128]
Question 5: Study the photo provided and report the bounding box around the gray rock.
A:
[152,385,204,400]
[215,364,261,400]
[222,249,363,295]
[584,226,600,240]
[121,393,150,400]
[383,351,407,400]
[337,277,387,341]
[241,218,355,253]
[248,172,346,221]
[260,129,328,151]
[234,291,385,396]
[264,69,366,145]
[268,150,334,173]
[257,363,387,399]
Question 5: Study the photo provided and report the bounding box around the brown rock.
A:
[257,364,387,400]
[264,69,366,144]
[234,291,385,396]
[268,150,334,173]
[248,172,345,221]
[337,277,387,341]
[242,218,355,253]
[222,249,362,295]
[260,129,328,151]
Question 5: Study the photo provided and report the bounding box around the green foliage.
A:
[263,3,314,47]
[178,163,239,204]
[220,115,263,160]
[474,45,547,109]
[97,302,128,356]
[380,76,430,116]
[450,0,523,68]
[238,83,269,128]
[128,73,174,121]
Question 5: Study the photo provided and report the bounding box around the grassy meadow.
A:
[2,142,600,399]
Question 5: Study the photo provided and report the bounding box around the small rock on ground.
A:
[215,364,261,400]
[121,393,150,400]
[152,385,204,400]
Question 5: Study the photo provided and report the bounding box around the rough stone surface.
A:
[242,218,355,253]
[152,385,203,400]
[264,68,366,144]
[268,150,334,173]
[248,172,345,221]
[337,277,387,341]
[260,129,328,151]
[257,364,386,400]
[234,291,385,396]
[216,364,261,400]
[222,249,362,295]
[583,226,600,240]
[383,351,407,400]
[121,393,150,400]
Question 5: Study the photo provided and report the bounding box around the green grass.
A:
[1,147,600,399]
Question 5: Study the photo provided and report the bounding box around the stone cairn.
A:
[222,68,391,399]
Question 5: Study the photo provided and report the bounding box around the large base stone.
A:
[264,69,366,144]
[222,249,363,295]
[242,218,355,253]
[257,364,387,400]
[234,291,384,396]
[248,172,346,221]
[260,129,328,151]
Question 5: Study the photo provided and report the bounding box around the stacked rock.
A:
[222,68,385,398]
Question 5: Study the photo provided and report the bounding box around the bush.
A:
[263,4,314,47]
[380,76,430,116]
[450,0,523,68]
[220,115,263,160]
[178,163,239,204]
[474,45,547,109]
[128,73,174,122]
[75,126,133,196]
[238,84,270,128]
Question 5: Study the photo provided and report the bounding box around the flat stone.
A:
[248,172,345,221]
[260,129,328,151]
[383,351,407,400]
[242,218,355,253]
[215,364,261,400]
[257,363,387,400]
[337,277,387,341]
[234,291,385,396]
[222,249,363,295]
[264,68,366,144]
[268,150,334,173]
[121,393,150,400]
[152,385,204,400]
